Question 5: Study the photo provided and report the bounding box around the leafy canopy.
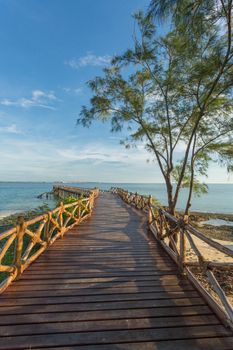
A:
[78,4,233,213]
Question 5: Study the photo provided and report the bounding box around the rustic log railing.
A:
[0,186,99,294]
[53,185,99,199]
[112,187,233,327]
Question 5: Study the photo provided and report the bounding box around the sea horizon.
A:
[0,180,233,184]
[0,181,232,217]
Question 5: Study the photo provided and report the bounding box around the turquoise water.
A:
[202,219,233,227]
[0,182,232,217]
[0,182,54,218]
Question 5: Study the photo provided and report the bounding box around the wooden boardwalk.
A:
[0,193,232,349]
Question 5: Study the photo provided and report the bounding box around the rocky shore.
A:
[0,204,51,233]
[189,211,233,242]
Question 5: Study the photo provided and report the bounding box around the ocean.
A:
[0,182,232,217]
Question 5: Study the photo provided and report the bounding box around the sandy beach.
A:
[0,210,19,220]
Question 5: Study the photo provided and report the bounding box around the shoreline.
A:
[0,209,22,220]
[189,211,233,242]
[0,204,51,233]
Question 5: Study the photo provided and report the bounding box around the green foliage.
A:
[55,195,82,209]
[172,162,208,197]
[152,197,161,206]
[62,196,79,205]
[58,196,80,219]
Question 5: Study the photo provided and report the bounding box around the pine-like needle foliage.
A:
[78,1,233,215]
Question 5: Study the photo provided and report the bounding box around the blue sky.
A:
[0,0,232,183]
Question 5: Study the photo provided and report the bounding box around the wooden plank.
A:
[0,315,220,337]
[33,337,233,350]
[27,264,176,271]
[22,266,177,275]
[0,290,199,306]
[32,259,177,265]
[5,279,191,291]
[0,325,231,349]
[1,284,195,298]
[30,259,174,265]
[18,271,178,280]
[14,275,182,285]
[33,256,171,263]
[0,305,213,326]
[0,297,206,315]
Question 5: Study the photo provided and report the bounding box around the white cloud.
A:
[0,138,231,183]
[1,99,16,106]
[57,143,150,165]
[0,124,21,134]
[65,53,112,69]
[0,90,58,110]
[32,90,46,100]
[63,87,83,95]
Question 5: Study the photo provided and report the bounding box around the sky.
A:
[0,0,232,183]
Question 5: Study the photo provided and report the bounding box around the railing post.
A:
[148,195,153,225]
[59,202,64,226]
[59,202,65,238]
[15,216,26,278]
[179,215,188,271]
[44,212,51,243]
[157,209,163,240]
[179,229,186,271]
[89,194,94,212]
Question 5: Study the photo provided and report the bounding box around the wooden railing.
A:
[112,187,233,327]
[53,185,100,199]
[0,187,99,294]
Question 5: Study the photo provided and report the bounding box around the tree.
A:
[78,6,233,217]
[147,0,233,211]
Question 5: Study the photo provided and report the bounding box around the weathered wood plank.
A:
[0,297,205,315]
[18,271,178,280]
[0,290,199,306]
[33,337,233,350]
[0,305,213,326]
[14,275,183,285]
[4,278,191,291]
[0,325,231,349]
[1,284,195,298]
[0,315,220,337]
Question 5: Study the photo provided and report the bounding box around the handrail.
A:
[112,187,233,327]
[111,187,151,211]
[0,186,99,294]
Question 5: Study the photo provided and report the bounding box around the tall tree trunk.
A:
[164,176,178,245]
[185,134,197,216]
